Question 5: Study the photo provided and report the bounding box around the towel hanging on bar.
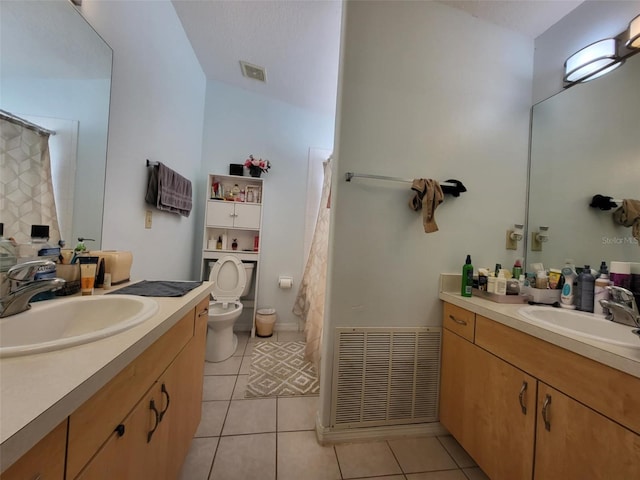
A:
[145,160,192,217]
[345,172,467,196]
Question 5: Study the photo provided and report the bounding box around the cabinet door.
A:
[440,328,536,480]
[75,384,164,480]
[233,203,261,229]
[1,421,67,480]
[206,201,235,227]
[535,383,640,480]
[158,298,208,478]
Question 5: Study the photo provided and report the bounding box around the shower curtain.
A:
[0,115,61,245]
[293,156,332,367]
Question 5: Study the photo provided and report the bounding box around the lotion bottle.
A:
[577,265,595,312]
[461,255,473,297]
[560,265,577,309]
[496,271,507,295]
[593,262,610,317]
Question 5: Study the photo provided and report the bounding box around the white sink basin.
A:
[0,295,158,358]
[518,306,640,350]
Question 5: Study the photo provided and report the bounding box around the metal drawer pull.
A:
[147,399,160,443]
[159,383,171,422]
[198,308,209,317]
[448,315,467,326]
[518,381,528,414]
[542,394,552,431]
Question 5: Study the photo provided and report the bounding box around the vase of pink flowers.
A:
[244,155,271,177]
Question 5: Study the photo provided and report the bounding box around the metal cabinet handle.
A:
[542,394,552,431]
[448,314,467,326]
[159,383,171,422]
[147,399,160,443]
[518,381,528,415]
[114,424,126,437]
[198,308,209,318]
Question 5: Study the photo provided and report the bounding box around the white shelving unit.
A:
[201,173,264,336]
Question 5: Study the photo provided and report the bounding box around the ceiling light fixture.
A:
[627,14,640,49]
[563,38,622,84]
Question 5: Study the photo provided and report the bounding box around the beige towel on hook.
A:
[613,199,640,243]
[409,179,444,233]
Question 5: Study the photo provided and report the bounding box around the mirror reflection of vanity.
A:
[0,0,112,249]
[526,52,640,270]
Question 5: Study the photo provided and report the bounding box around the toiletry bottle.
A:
[494,263,501,278]
[232,239,238,251]
[560,265,577,309]
[487,273,496,294]
[461,254,473,297]
[536,270,548,289]
[577,265,595,312]
[593,262,610,317]
[496,271,507,295]
[216,236,222,250]
[512,259,522,280]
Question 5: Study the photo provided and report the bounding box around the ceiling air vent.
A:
[240,61,267,83]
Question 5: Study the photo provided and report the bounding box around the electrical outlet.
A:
[505,230,517,250]
[145,210,152,229]
[531,231,542,251]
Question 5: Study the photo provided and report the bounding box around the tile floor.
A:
[179,331,489,480]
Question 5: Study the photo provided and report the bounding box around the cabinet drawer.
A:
[67,309,195,478]
[443,303,475,341]
[2,420,67,480]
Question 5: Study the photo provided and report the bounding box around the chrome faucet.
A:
[599,286,640,328]
[0,260,65,318]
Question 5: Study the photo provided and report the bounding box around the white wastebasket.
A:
[255,308,276,337]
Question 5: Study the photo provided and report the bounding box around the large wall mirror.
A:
[0,0,112,249]
[526,52,640,271]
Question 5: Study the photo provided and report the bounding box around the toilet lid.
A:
[209,255,247,302]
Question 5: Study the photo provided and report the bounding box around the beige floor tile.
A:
[277,331,305,342]
[388,437,458,473]
[407,470,467,480]
[244,341,254,357]
[210,433,276,480]
[437,435,476,469]
[179,437,218,480]
[202,375,236,401]
[277,396,318,431]
[462,467,490,480]
[277,431,341,480]
[232,374,248,399]
[240,355,252,374]
[222,398,277,435]
[335,441,402,479]
[195,401,229,437]
[204,356,242,376]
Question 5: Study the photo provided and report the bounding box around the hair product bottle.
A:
[461,254,473,297]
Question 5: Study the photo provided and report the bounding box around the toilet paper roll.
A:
[278,277,293,289]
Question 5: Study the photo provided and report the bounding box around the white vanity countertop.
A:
[0,281,214,473]
[439,290,640,380]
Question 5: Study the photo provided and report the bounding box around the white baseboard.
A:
[315,414,449,445]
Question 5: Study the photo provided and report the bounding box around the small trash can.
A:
[255,308,276,337]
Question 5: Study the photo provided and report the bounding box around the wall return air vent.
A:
[240,61,266,83]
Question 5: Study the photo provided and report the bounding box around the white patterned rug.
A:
[246,341,320,397]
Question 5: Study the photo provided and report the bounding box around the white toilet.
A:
[206,256,255,362]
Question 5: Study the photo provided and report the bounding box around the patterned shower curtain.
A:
[293,156,332,367]
[0,116,61,245]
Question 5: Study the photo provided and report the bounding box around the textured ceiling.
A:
[174,1,584,115]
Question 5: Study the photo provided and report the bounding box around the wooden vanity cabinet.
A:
[440,302,640,480]
[441,328,536,480]
[70,296,209,479]
[0,421,67,480]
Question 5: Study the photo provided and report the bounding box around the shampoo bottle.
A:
[461,255,473,297]
[560,265,577,309]
[593,262,610,317]
[577,265,595,312]
[496,271,507,295]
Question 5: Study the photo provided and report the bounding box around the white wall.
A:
[199,81,335,328]
[532,0,640,104]
[81,0,206,281]
[319,1,533,426]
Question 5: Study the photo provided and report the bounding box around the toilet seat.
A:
[209,255,247,304]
